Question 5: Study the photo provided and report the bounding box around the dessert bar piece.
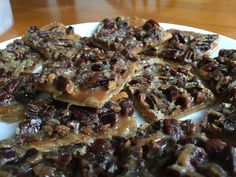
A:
[158,29,219,65]
[198,49,236,103]
[92,16,171,53]
[201,103,236,146]
[0,39,42,123]
[37,47,140,108]
[1,119,235,177]
[23,22,83,61]
[0,39,43,77]
[0,74,38,122]
[15,92,137,150]
[127,61,215,122]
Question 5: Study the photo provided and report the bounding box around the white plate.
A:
[0,22,236,140]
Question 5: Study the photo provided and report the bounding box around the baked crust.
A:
[127,60,215,122]
[37,47,140,108]
[92,16,172,53]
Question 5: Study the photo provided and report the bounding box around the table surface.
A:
[1,0,236,42]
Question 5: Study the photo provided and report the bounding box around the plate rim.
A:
[0,22,236,48]
[0,21,236,140]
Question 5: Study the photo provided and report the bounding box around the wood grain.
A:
[0,0,236,42]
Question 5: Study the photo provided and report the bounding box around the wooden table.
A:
[1,0,236,42]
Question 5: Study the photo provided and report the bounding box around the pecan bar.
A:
[158,29,219,65]
[23,22,84,61]
[198,49,236,103]
[92,16,171,53]
[1,119,235,177]
[0,39,43,77]
[201,103,236,146]
[127,61,215,122]
[0,74,38,123]
[37,47,140,108]
[15,92,136,150]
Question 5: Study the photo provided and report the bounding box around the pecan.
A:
[163,119,183,141]
[121,49,139,61]
[70,106,100,131]
[204,139,226,156]
[0,91,14,105]
[33,164,56,177]
[15,90,36,104]
[143,19,160,31]
[200,61,219,72]
[17,118,42,135]
[176,92,192,109]
[65,26,74,35]
[115,16,128,28]
[55,124,70,137]
[160,48,179,60]
[80,74,110,90]
[180,120,195,136]
[90,138,112,154]
[10,148,38,165]
[176,144,208,169]
[119,98,134,116]
[3,79,20,93]
[100,112,118,127]
[91,63,103,71]
[24,101,54,120]
[39,31,50,39]
[28,26,39,33]
[197,163,228,177]
[163,86,181,101]
[55,76,70,93]
[222,113,236,134]
[0,147,19,166]
[172,32,193,44]
[141,47,158,57]
[0,68,6,77]
[177,50,196,64]
[224,146,236,176]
